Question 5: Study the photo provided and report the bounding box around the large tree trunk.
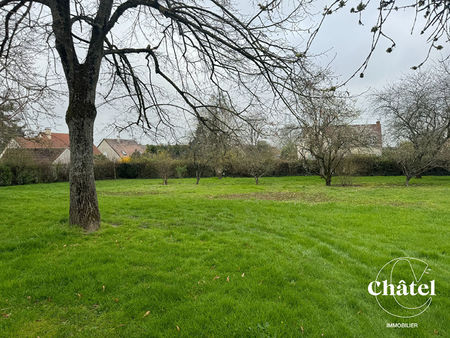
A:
[325,175,332,186]
[66,103,100,231]
[50,1,112,232]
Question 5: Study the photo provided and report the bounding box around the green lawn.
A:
[0,176,449,337]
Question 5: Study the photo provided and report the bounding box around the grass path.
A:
[0,176,448,337]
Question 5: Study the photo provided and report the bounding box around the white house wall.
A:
[0,139,20,159]
[97,140,120,161]
[53,149,71,165]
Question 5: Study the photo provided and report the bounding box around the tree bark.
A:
[405,176,411,186]
[49,1,113,232]
[67,104,100,231]
[195,164,203,184]
[163,176,168,185]
[216,168,223,179]
[255,176,259,185]
[325,176,332,186]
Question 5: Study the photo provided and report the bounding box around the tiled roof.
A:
[350,122,382,147]
[103,139,146,157]
[15,133,101,155]
[1,148,67,165]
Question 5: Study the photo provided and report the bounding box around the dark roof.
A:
[350,122,382,147]
[102,139,146,157]
[1,148,67,165]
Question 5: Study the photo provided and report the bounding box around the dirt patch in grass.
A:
[100,190,164,197]
[213,191,330,203]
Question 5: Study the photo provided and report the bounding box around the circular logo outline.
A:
[374,257,433,318]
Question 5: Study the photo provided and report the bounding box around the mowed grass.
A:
[0,176,449,337]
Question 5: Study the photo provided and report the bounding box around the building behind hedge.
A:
[0,128,101,164]
[97,138,146,161]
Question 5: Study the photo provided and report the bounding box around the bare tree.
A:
[0,23,56,129]
[278,125,300,162]
[0,1,314,230]
[240,141,276,185]
[189,97,235,183]
[373,67,450,185]
[238,116,276,185]
[442,142,450,171]
[0,40,54,150]
[0,102,25,152]
[321,0,450,78]
[154,150,173,185]
[296,85,376,186]
[205,102,236,180]
[189,122,214,185]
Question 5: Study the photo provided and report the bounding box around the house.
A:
[0,128,101,164]
[348,121,383,156]
[97,138,146,161]
[298,121,383,159]
[1,148,70,165]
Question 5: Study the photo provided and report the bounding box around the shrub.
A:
[136,160,159,179]
[0,149,447,187]
[336,158,357,186]
[94,161,116,180]
[175,164,188,178]
[0,165,12,186]
[15,166,39,185]
[38,164,57,183]
[153,151,175,185]
[117,162,139,179]
[55,164,70,181]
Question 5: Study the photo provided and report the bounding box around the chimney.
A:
[44,128,51,139]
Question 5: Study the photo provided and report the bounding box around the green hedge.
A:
[0,165,12,186]
[2,163,69,185]
[0,155,447,186]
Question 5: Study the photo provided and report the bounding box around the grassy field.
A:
[0,176,449,337]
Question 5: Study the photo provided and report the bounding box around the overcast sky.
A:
[41,1,447,145]
[307,1,443,115]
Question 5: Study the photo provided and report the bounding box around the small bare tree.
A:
[0,102,25,152]
[238,116,276,185]
[373,67,450,185]
[296,85,376,186]
[241,141,276,185]
[189,123,214,185]
[189,98,235,184]
[154,151,173,185]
